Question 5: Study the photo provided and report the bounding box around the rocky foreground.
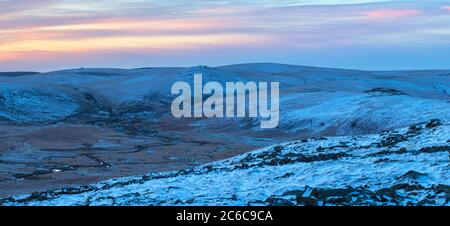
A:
[1,119,448,206]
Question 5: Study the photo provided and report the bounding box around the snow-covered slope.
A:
[0,64,450,136]
[2,119,448,206]
[0,63,449,202]
[1,64,449,136]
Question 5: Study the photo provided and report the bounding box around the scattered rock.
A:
[296,196,317,206]
[265,197,295,206]
[364,87,406,96]
[426,119,442,129]
[397,170,428,184]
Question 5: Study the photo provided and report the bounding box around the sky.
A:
[0,0,449,72]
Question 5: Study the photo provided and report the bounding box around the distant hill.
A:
[0,72,40,76]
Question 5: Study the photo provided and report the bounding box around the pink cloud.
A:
[441,6,450,12]
[361,9,422,19]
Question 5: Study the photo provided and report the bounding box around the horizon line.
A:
[2,62,450,74]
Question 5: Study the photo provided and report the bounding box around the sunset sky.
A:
[0,0,449,71]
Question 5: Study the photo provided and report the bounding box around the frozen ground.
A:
[1,120,448,206]
[0,63,449,203]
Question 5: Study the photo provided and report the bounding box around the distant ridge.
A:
[0,72,40,76]
[4,63,448,75]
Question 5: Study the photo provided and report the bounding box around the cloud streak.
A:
[361,8,422,19]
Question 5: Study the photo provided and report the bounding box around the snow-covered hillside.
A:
[2,119,448,206]
[1,64,449,135]
[0,63,449,203]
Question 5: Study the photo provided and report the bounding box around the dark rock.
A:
[364,87,406,96]
[426,119,441,129]
[265,197,295,206]
[374,158,392,163]
[419,146,450,154]
[273,145,283,152]
[325,196,352,205]
[397,170,428,181]
[296,196,318,206]
[391,183,425,191]
[247,200,266,206]
[379,134,407,147]
[369,147,408,157]
[282,190,305,197]
[310,187,355,200]
[407,124,421,134]
[417,199,436,206]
